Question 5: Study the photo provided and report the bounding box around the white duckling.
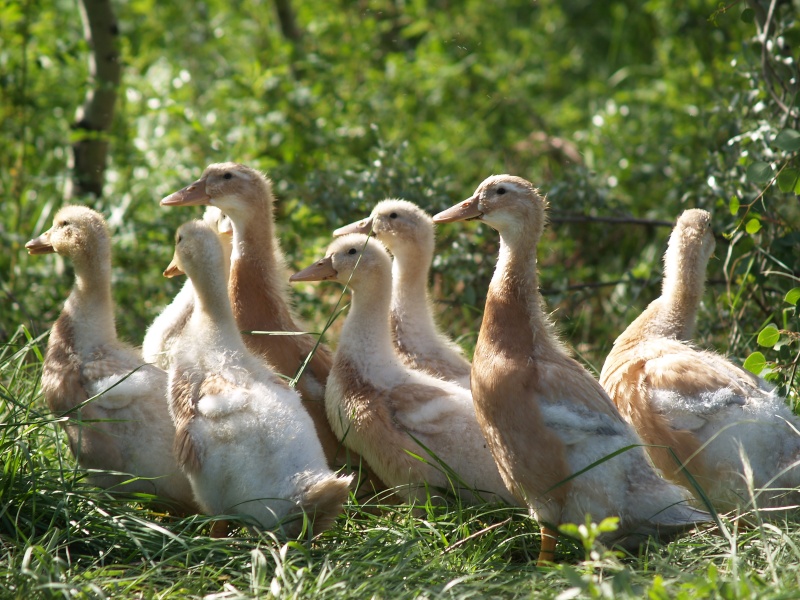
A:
[160,164,381,490]
[164,219,352,537]
[142,206,233,369]
[25,206,196,513]
[434,176,711,565]
[334,199,472,388]
[290,234,513,505]
[600,208,800,510]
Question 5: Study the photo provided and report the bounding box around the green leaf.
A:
[743,351,766,374]
[757,324,780,347]
[741,8,755,23]
[729,195,740,215]
[774,129,800,152]
[746,161,773,184]
[745,218,761,234]
[777,168,800,192]
[785,287,800,306]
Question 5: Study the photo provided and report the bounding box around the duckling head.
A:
[290,234,392,290]
[161,163,272,222]
[333,199,434,259]
[164,219,225,283]
[666,208,715,267]
[25,205,110,264]
[433,175,547,242]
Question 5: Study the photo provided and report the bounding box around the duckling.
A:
[433,176,711,565]
[290,234,513,505]
[334,200,472,388]
[164,219,352,537]
[143,206,233,369]
[25,206,196,513]
[160,164,381,490]
[600,209,800,510]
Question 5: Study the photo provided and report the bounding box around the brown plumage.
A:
[600,209,800,510]
[26,205,197,514]
[434,175,710,565]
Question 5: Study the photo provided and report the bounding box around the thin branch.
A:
[548,213,673,228]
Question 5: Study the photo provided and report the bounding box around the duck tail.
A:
[294,472,353,536]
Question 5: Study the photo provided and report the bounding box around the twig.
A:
[442,518,512,554]
[548,213,673,228]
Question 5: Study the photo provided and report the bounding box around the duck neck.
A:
[482,230,558,356]
[64,248,118,351]
[339,271,398,369]
[188,267,245,353]
[390,240,437,334]
[651,247,707,340]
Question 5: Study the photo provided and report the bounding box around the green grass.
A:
[4,327,800,599]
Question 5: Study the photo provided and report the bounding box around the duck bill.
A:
[25,231,55,255]
[333,217,373,236]
[163,257,185,278]
[290,256,337,282]
[432,196,482,223]
[161,178,210,206]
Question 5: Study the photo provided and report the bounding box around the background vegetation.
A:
[2,0,800,597]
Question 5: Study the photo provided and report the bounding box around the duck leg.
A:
[537,525,558,566]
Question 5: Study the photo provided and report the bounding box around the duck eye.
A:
[223,172,232,180]
[389,212,398,219]
[496,187,506,195]
[348,248,357,255]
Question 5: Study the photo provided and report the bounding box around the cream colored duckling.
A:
[290,234,512,505]
[25,206,196,513]
[164,219,352,537]
[142,206,233,369]
[434,176,711,565]
[160,164,379,486]
[600,209,800,510]
[334,200,472,388]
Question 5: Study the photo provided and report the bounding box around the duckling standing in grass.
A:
[434,176,711,565]
[160,163,385,493]
[290,234,513,505]
[25,206,196,514]
[164,219,352,537]
[334,200,472,388]
[143,206,233,369]
[600,208,800,511]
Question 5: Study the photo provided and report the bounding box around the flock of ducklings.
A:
[26,163,800,565]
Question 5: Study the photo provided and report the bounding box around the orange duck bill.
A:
[163,256,185,278]
[161,178,211,206]
[432,195,482,223]
[290,256,337,282]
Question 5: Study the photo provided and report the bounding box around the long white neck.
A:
[338,270,401,374]
[390,240,438,338]
[66,250,118,354]
[186,265,246,356]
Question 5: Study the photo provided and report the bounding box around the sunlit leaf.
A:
[743,352,766,374]
[757,324,780,347]
[729,196,739,215]
[745,218,761,234]
[785,288,800,306]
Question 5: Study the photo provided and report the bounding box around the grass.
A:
[4,333,800,599]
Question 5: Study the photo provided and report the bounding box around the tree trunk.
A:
[70,0,121,199]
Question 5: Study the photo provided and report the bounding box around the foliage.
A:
[2,0,800,596]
